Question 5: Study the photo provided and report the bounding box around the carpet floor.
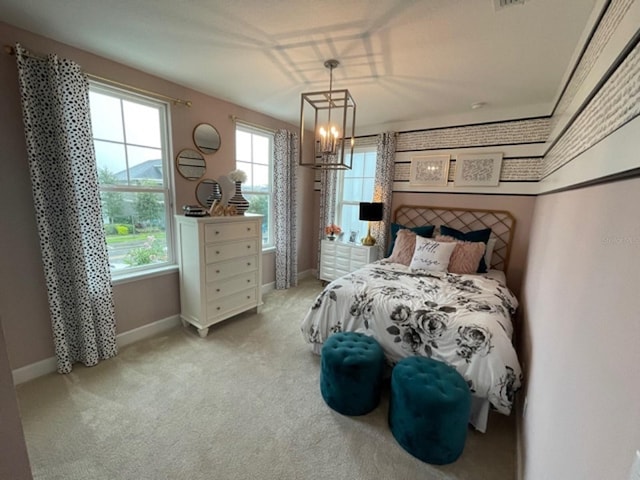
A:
[16,277,516,479]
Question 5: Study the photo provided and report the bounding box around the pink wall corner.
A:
[520,177,640,480]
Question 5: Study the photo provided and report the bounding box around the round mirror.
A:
[176,148,206,181]
[193,123,221,155]
[195,178,222,208]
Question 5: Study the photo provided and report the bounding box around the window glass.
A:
[89,86,173,276]
[235,124,273,247]
[336,148,377,243]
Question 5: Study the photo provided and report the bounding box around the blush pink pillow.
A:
[436,235,486,274]
[387,228,417,266]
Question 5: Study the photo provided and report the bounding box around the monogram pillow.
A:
[409,237,457,272]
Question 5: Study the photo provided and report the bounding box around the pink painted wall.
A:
[0,317,32,479]
[0,21,316,370]
[520,177,640,480]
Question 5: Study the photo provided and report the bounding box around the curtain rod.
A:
[230,115,276,134]
[3,44,192,107]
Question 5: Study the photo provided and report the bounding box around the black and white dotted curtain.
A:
[15,44,117,374]
[273,129,298,289]
[371,132,397,259]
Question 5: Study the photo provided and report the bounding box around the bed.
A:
[301,205,522,432]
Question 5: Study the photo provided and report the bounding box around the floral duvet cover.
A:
[301,261,522,415]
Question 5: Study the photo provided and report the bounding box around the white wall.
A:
[520,176,640,479]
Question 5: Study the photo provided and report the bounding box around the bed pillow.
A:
[387,229,418,266]
[387,223,435,257]
[409,237,456,272]
[439,226,492,273]
[484,237,497,270]
[436,235,486,274]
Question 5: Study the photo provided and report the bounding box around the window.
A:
[89,84,174,276]
[336,148,377,241]
[235,124,274,247]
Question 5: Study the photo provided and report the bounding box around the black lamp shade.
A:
[359,202,384,222]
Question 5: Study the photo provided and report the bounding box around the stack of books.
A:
[182,205,208,217]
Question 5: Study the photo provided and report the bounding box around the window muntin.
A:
[89,84,174,276]
[235,124,273,247]
[336,148,377,242]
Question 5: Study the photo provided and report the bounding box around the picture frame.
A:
[349,231,358,243]
[454,152,503,187]
[409,155,450,186]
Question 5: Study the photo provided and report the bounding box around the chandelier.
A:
[299,59,356,169]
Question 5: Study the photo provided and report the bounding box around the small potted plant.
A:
[324,224,342,240]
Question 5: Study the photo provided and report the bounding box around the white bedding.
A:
[301,261,522,416]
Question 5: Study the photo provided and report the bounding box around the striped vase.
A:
[228,181,249,215]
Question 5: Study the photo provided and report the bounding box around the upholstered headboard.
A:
[393,205,516,272]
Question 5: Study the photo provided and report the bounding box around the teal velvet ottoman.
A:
[320,332,385,416]
[389,356,471,464]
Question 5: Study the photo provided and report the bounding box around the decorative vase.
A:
[327,235,336,241]
[206,182,222,208]
[228,181,249,215]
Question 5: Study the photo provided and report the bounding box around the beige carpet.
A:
[17,278,516,480]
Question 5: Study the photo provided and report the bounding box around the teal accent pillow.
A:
[439,225,492,273]
[387,223,435,257]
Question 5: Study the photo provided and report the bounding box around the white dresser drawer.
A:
[350,248,369,262]
[205,255,258,282]
[204,221,259,243]
[205,239,258,263]
[207,288,257,321]
[206,272,257,300]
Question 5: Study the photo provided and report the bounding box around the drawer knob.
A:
[247,245,251,249]
[247,227,251,231]
[216,306,221,310]
[216,270,220,274]
[215,231,220,235]
[247,279,250,283]
[247,295,250,299]
[216,288,220,292]
[216,250,220,254]
[247,262,251,266]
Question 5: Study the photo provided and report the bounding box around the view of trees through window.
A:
[236,125,273,246]
[337,149,377,242]
[89,85,172,273]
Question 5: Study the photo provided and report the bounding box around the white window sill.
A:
[262,246,275,254]
[111,264,179,286]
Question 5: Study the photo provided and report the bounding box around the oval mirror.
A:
[176,148,206,181]
[195,178,222,208]
[193,123,221,155]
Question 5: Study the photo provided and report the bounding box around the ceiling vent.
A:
[494,0,526,10]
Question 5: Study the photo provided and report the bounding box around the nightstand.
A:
[319,240,377,282]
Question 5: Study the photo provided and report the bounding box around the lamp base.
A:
[361,223,376,246]
[361,234,376,246]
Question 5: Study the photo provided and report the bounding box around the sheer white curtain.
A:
[371,132,397,259]
[15,44,117,374]
[273,129,298,289]
[317,168,338,274]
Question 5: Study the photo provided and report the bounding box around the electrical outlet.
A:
[629,450,640,480]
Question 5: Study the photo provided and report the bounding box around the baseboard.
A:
[12,314,181,385]
[261,269,317,295]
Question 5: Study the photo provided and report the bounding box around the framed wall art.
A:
[454,153,503,186]
[409,155,450,187]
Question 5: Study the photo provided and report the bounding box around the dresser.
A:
[319,240,377,282]
[175,214,263,337]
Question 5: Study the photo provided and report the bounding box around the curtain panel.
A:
[273,129,298,289]
[15,44,118,374]
[371,132,397,259]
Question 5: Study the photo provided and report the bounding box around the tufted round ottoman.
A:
[320,332,386,416]
[389,356,471,464]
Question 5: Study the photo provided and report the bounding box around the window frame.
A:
[235,123,274,249]
[89,81,176,280]
[335,146,378,240]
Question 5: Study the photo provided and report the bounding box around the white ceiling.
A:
[0,0,599,134]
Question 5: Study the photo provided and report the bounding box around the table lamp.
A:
[359,202,384,246]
